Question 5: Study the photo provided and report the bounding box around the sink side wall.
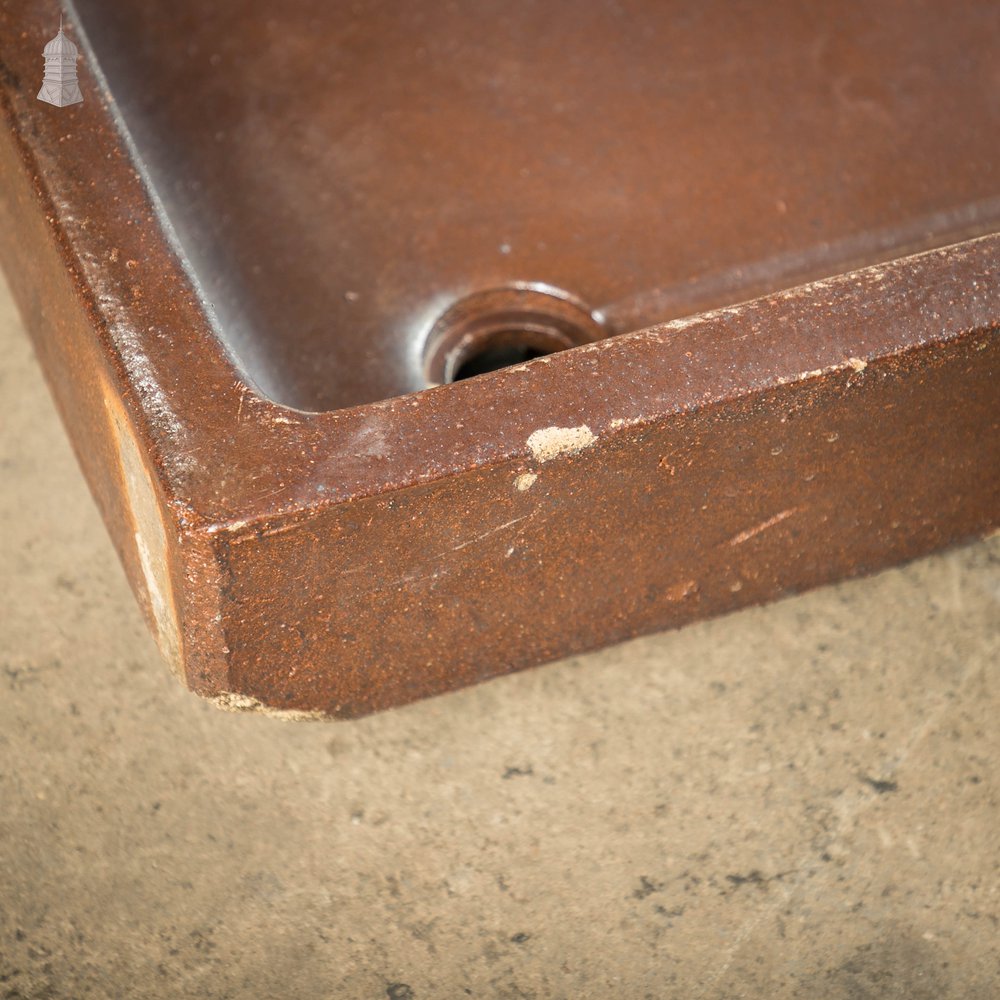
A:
[214,329,999,718]
[0,91,226,694]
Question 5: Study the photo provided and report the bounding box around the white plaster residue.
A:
[727,508,799,547]
[848,357,868,372]
[211,691,327,721]
[515,472,538,491]
[527,424,595,463]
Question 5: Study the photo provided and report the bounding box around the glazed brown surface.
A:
[1,1,997,717]
[74,0,1000,409]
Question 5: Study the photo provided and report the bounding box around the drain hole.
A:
[425,285,606,385]
[454,341,552,380]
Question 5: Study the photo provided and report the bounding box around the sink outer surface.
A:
[0,1,997,717]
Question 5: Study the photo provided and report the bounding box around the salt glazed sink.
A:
[1,0,997,718]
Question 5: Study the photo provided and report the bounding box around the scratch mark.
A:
[230,519,306,545]
[336,514,536,585]
[259,521,304,540]
[450,515,531,554]
[504,507,547,558]
[727,508,798,546]
[382,568,444,589]
[252,485,290,505]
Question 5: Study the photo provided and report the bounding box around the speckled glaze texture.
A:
[0,1,997,717]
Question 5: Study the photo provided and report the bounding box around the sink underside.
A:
[75,0,1000,409]
[1,1,997,718]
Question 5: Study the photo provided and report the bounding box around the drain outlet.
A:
[424,285,605,385]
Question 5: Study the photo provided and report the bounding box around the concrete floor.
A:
[1,269,998,999]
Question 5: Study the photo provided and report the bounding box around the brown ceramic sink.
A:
[1,0,997,718]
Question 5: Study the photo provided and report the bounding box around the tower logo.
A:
[38,17,83,108]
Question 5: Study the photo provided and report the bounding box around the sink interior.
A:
[72,0,1000,411]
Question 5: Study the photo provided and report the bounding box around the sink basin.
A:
[1,0,997,717]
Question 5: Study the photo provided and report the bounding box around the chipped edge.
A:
[211,691,327,721]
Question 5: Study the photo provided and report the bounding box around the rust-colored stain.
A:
[0,1,997,718]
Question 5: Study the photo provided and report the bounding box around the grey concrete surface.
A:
[1,269,998,999]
